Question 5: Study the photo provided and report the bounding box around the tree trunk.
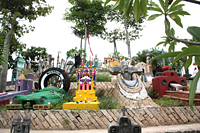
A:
[80,37,83,49]
[0,25,14,93]
[113,37,117,53]
[84,22,87,61]
[124,18,131,58]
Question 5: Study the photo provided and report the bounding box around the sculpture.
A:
[108,60,143,80]
[108,106,141,133]
[10,113,31,133]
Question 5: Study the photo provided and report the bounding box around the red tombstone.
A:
[152,70,187,98]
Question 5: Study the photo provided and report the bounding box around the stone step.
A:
[163,95,200,106]
[165,90,200,99]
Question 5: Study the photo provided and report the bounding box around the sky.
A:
[7,0,200,81]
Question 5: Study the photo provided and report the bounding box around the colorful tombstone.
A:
[12,56,25,81]
[152,70,187,98]
[63,61,100,110]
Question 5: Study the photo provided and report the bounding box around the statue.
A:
[108,60,143,80]
[108,106,141,133]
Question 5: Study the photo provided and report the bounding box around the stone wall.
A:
[0,106,200,130]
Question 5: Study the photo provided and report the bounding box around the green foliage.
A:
[50,94,73,110]
[109,51,125,61]
[70,75,77,82]
[148,89,159,99]
[0,32,26,69]
[64,118,69,124]
[101,5,145,52]
[0,0,53,92]
[147,0,190,53]
[96,74,111,82]
[21,46,48,72]
[99,95,120,109]
[63,0,107,38]
[66,47,86,62]
[189,71,200,107]
[101,68,108,72]
[148,0,190,29]
[105,0,148,22]
[187,26,200,42]
[70,73,111,82]
[96,89,105,98]
[153,96,183,107]
[0,105,7,111]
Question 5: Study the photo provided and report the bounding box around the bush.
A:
[148,89,159,99]
[50,94,73,110]
[96,89,105,98]
[97,74,111,82]
[153,96,183,107]
[101,68,108,72]
[99,95,120,109]
[70,75,77,82]
[0,105,7,111]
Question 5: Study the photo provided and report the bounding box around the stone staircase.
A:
[163,90,200,106]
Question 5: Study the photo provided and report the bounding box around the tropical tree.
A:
[101,7,144,57]
[0,0,53,92]
[0,32,26,69]
[21,46,48,72]
[105,0,200,107]
[66,47,86,62]
[63,0,108,54]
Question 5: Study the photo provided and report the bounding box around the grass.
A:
[153,96,184,107]
[70,73,111,82]
[96,74,111,82]
[50,94,74,110]
[0,105,7,111]
[101,68,108,72]
[99,95,120,109]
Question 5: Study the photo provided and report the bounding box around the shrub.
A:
[50,93,73,110]
[96,89,105,98]
[0,105,7,111]
[99,95,120,109]
[101,68,108,72]
[153,96,183,107]
[148,89,159,99]
[97,74,111,82]
[70,75,77,82]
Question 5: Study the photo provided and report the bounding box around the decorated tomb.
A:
[63,61,100,110]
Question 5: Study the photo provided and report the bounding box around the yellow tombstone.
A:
[63,62,100,110]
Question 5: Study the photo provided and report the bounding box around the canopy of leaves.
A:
[105,0,148,21]
[148,0,190,35]
[0,0,54,37]
[109,51,125,61]
[63,0,108,38]
[101,6,144,42]
[21,46,48,72]
[66,47,86,62]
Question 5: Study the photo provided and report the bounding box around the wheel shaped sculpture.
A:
[38,68,70,93]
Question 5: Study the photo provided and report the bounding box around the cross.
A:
[121,106,127,116]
